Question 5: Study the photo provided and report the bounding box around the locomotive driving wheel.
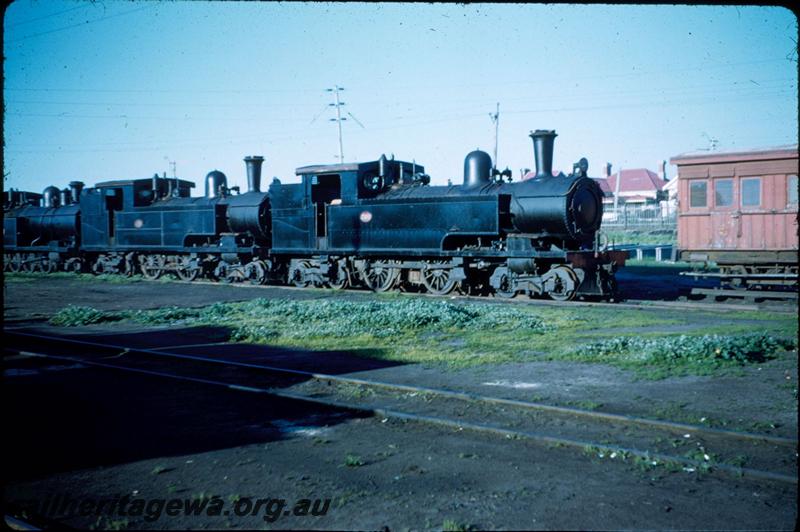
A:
[140,254,165,280]
[243,260,268,285]
[327,259,350,290]
[176,255,201,282]
[22,253,40,272]
[8,253,24,273]
[64,257,83,273]
[492,267,517,299]
[421,261,458,296]
[546,265,578,301]
[289,260,312,287]
[42,256,58,273]
[361,260,400,292]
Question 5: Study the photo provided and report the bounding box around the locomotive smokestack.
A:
[244,156,264,193]
[529,129,557,178]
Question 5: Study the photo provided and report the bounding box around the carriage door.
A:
[311,174,341,250]
[710,178,737,249]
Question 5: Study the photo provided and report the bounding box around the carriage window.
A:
[788,175,798,206]
[714,178,733,207]
[741,178,761,207]
[689,180,707,207]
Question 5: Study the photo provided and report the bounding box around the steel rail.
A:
[11,347,798,486]
[183,278,795,313]
[6,330,797,448]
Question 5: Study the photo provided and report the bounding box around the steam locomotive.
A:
[3,130,627,300]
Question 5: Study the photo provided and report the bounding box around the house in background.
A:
[592,161,672,224]
[593,161,669,206]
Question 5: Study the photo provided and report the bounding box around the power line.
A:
[4,5,155,44]
[6,3,93,28]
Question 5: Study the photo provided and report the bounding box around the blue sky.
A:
[3,2,797,193]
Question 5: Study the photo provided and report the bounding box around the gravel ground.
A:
[3,274,798,530]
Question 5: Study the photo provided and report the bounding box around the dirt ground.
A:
[3,274,798,530]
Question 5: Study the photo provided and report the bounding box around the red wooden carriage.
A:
[671,145,798,296]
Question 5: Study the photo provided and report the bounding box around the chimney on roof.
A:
[658,160,667,180]
[603,162,612,179]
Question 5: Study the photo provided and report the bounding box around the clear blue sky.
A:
[4,2,797,193]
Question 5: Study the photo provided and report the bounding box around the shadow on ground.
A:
[615,263,717,300]
[3,326,403,482]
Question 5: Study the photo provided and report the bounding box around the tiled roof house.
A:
[593,167,668,205]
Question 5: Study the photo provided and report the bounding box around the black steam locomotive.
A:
[3,130,627,300]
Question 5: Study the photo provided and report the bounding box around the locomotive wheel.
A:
[361,260,399,292]
[327,260,350,290]
[9,254,24,273]
[224,268,245,284]
[494,276,516,298]
[547,266,578,302]
[290,260,312,288]
[21,253,39,272]
[65,258,83,273]
[140,254,165,280]
[92,256,108,274]
[176,256,201,282]
[42,258,58,273]
[243,260,267,285]
[421,262,458,296]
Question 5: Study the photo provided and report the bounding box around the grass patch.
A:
[551,333,795,379]
[46,293,796,375]
[604,229,676,246]
[343,454,365,467]
[49,305,124,326]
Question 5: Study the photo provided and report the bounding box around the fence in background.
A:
[601,202,676,230]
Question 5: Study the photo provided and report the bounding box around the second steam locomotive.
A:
[3,130,627,300]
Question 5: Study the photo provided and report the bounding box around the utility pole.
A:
[490,102,500,169]
[327,85,346,162]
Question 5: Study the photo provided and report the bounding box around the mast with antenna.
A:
[490,102,500,170]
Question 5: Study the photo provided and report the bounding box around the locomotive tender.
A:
[3,130,627,300]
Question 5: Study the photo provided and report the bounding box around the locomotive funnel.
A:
[463,150,492,188]
[529,130,557,178]
[244,156,264,193]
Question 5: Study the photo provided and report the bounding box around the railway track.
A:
[149,277,800,314]
[5,330,797,485]
[4,271,797,314]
